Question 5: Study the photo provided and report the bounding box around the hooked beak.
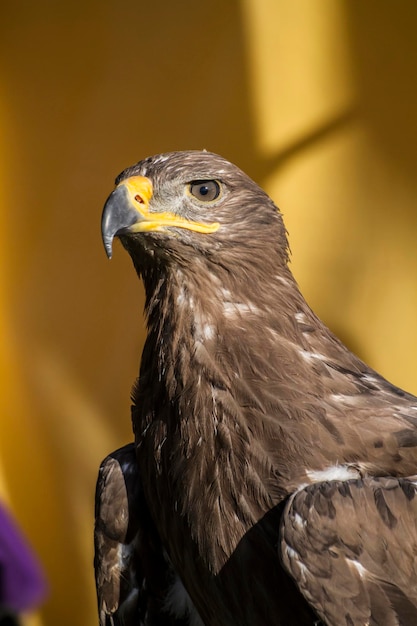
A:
[101,176,219,258]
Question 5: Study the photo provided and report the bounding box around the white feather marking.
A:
[275,275,291,286]
[202,324,215,340]
[348,559,367,579]
[220,288,260,317]
[293,512,306,529]
[285,545,298,561]
[285,546,309,576]
[176,285,195,309]
[177,288,186,306]
[329,393,359,405]
[194,313,215,341]
[221,288,232,300]
[294,312,307,323]
[299,350,327,362]
[361,374,379,385]
[164,575,205,626]
[306,465,361,483]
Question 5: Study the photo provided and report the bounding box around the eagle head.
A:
[101,151,289,277]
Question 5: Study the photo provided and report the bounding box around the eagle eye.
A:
[189,180,221,202]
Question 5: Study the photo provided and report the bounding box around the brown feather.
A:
[94,444,195,625]
[281,477,417,625]
[98,151,417,625]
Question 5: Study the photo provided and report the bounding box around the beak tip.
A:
[101,184,140,259]
[103,236,114,259]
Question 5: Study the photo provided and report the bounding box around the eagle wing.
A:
[280,476,417,626]
[94,443,143,624]
[94,443,195,626]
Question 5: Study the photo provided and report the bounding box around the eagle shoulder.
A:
[281,476,417,625]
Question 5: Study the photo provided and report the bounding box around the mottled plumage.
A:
[95,151,417,625]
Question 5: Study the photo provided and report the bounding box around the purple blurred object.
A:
[0,502,47,612]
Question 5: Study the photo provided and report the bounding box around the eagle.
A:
[95,150,417,626]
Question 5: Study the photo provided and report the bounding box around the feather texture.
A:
[96,151,417,625]
[281,477,417,625]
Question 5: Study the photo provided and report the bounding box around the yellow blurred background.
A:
[1,1,417,623]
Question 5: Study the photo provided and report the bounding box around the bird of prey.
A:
[95,150,417,626]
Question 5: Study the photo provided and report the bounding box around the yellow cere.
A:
[121,175,154,209]
[121,176,220,234]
